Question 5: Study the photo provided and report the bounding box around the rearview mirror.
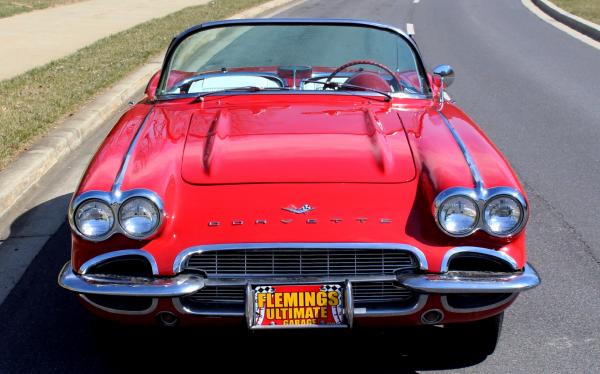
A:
[432,64,455,88]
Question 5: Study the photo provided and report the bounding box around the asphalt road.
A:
[1,0,599,373]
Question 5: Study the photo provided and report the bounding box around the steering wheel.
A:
[324,60,402,91]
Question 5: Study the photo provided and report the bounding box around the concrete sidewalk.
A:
[0,0,211,80]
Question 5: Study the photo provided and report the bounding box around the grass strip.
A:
[0,0,269,170]
[551,0,600,25]
[0,0,82,18]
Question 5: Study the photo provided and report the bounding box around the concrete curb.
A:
[0,60,161,218]
[0,0,298,219]
[531,0,600,42]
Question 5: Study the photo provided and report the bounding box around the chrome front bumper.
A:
[58,261,540,297]
[58,262,204,297]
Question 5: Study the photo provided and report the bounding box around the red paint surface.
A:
[73,83,529,323]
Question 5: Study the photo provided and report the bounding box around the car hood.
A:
[180,101,416,184]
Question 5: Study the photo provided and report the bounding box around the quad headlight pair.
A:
[434,187,527,238]
[69,190,163,241]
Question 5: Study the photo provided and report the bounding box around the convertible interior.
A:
[166,66,411,96]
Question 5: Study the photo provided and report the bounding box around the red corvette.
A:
[59,19,539,353]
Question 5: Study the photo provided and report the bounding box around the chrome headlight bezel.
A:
[73,199,115,241]
[118,196,161,239]
[68,189,164,242]
[483,193,526,237]
[435,194,480,237]
[434,187,528,238]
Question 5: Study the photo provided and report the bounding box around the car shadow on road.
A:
[0,196,490,373]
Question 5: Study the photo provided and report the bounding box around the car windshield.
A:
[158,22,427,98]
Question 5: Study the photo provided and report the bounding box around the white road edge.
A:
[521,0,600,50]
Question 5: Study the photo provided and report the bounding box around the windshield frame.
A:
[156,18,432,101]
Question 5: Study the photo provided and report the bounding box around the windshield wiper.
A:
[308,81,392,102]
[191,86,290,103]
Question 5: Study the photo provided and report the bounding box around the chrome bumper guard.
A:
[58,262,204,297]
[58,261,539,297]
[398,264,541,294]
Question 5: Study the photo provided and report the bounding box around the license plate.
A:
[249,284,346,329]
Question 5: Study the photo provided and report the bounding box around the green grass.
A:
[0,0,269,170]
[0,0,82,18]
[551,0,600,25]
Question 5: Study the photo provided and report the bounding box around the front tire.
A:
[444,312,504,356]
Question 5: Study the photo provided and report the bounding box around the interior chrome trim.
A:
[440,247,519,272]
[157,90,430,101]
[173,242,428,274]
[167,71,286,94]
[440,293,518,314]
[79,294,158,316]
[79,249,159,275]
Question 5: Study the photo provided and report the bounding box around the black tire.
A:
[444,312,504,356]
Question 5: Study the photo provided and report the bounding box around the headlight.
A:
[118,197,160,238]
[437,195,479,236]
[483,195,524,236]
[74,200,114,239]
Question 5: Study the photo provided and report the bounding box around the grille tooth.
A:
[185,248,417,277]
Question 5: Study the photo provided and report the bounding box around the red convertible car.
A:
[59,19,540,353]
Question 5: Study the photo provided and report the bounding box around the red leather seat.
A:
[342,71,391,92]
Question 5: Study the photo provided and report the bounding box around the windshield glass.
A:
[158,23,426,97]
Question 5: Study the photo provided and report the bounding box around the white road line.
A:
[521,0,600,50]
[413,0,420,4]
[406,23,415,36]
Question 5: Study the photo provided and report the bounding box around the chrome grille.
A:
[352,282,414,303]
[185,248,417,277]
[183,282,413,306]
[185,286,245,304]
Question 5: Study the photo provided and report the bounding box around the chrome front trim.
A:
[433,111,528,238]
[344,280,354,328]
[79,249,159,275]
[433,186,529,238]
[58,262,204,297]
[69,188,165,242]
[68,108,166,242]
[440,247,519,272]
[79,294,158,316]
[353,295,428,317]
[172,297,243,317]
[440,293,518,314]
[173,285,428,318]
[433,187,529,238]
[398,263,540,294]
[436,110,484,192]
[201,275,400,286]
[173,242,428,274]
[112,108,154,193]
